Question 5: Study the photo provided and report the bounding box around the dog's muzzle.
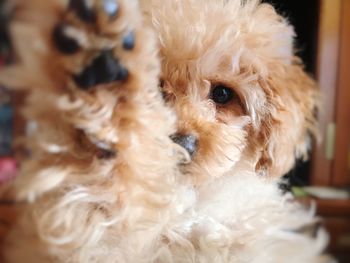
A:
[171,134,198,156]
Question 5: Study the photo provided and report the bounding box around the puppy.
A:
[0,0,330,262]
[140,0,319,185]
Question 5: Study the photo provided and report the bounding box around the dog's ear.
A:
[255,61,319,177]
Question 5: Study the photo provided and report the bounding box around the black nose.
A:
[171,134,198,156]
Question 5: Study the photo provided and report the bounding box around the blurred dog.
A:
[0,0,330,262]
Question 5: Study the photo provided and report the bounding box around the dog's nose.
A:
[171,134,198,156]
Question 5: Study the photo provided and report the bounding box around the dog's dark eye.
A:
[211,85,235,104]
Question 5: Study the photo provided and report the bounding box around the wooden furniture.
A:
[317,199,350,262]
[311,0,350,187]
[310,1,350,262]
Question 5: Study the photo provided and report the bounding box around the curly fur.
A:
[0,0,330,262]
[141,0,319,182]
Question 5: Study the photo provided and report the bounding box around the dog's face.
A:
[142,0,319,184]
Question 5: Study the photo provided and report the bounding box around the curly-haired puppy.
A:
[0,0,331,262]
[140,0,319,184]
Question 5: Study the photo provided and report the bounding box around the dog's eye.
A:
[211,85,235,104]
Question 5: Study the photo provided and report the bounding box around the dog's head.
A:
[142,0,319,184]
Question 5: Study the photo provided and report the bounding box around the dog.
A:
[140,0,320,184]
[0,0,331,262]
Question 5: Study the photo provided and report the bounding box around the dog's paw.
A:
[3,0,171,158]
[45,0,160,150]
[54,0,137,90]
[53,0,136,90]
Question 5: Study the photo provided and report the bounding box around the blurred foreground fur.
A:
[0,0,333,262]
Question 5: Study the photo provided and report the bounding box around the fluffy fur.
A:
[0,0,331,262]
[140,0,319,183]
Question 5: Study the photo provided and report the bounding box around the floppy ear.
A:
[255,61,319,177]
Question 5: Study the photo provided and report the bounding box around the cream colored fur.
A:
[0,0,331,262]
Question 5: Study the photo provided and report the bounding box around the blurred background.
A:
[0,0,349,261]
